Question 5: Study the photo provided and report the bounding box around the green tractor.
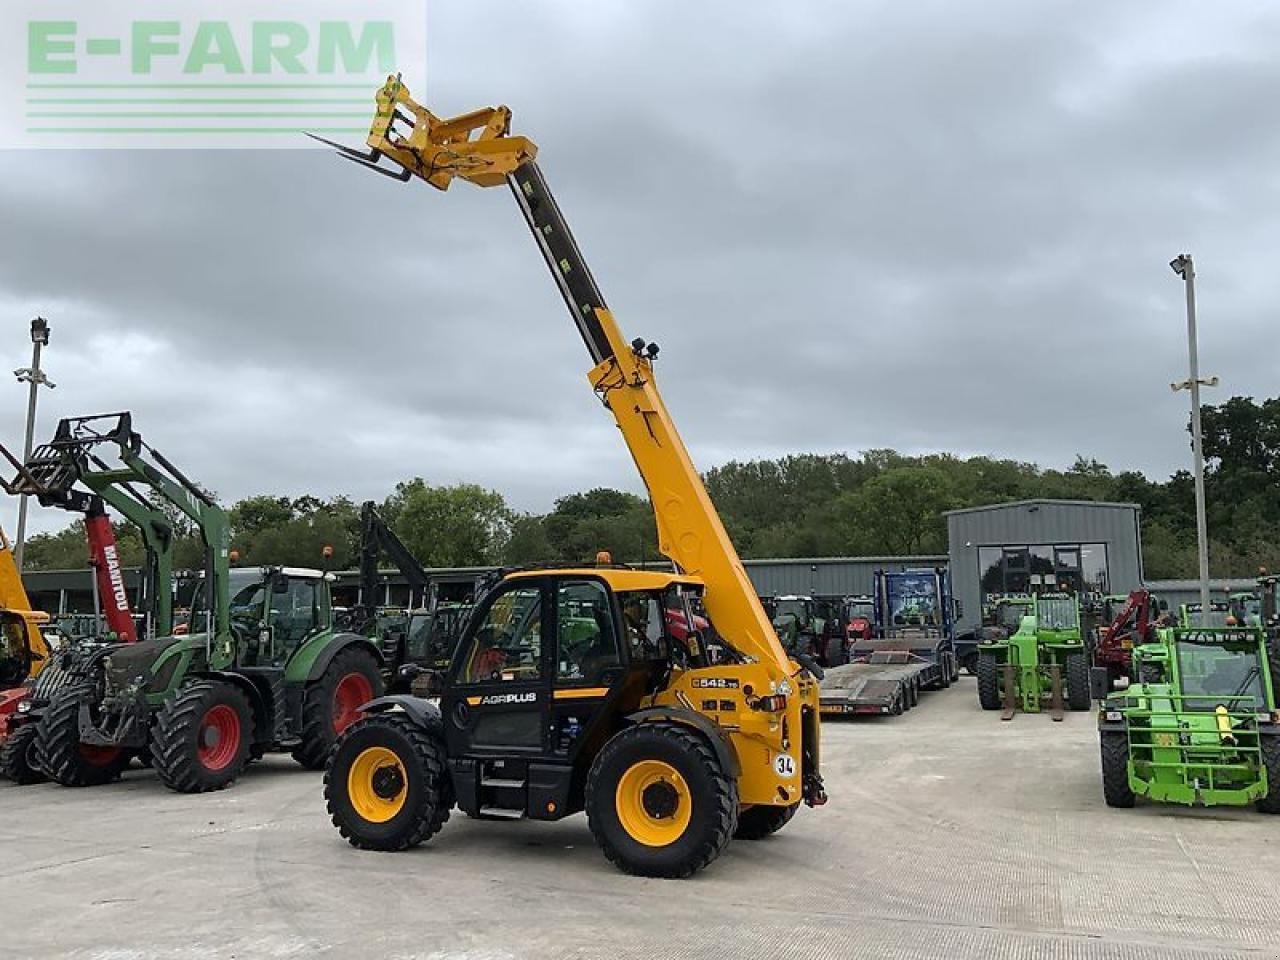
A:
[1095,625,1280,811]
[976,592,1090,718]
[20,413,384,792]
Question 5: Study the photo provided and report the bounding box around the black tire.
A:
[1100,731,1135,808]
[0,724,45,784]
[961,652,978,676]
[36,684,130,787]
[910,679,920,707]
[1258,735,1280,814]
[325,713,448,851]
[977,654,1002,711]
[293,647,384,770]
[949,653,960,683]
[151,680,253,793]
[586,722,738,878]
[1066,652,1091,711]
[734,802,799,840]
[890,689,904,716]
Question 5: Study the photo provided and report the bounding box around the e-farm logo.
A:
[1,0,426,148]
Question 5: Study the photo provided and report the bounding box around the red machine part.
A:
[1095,589,1154,679]
[84,507,137,644]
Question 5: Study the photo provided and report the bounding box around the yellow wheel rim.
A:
[615,759,691,847]
[347,746,408,823]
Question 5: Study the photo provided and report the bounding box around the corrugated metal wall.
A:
[946,500,1144,637]
[742,556,948,598]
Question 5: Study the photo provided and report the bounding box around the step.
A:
[478,805,525,820]
[481,777,526,789]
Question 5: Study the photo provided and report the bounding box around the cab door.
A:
[442,579,551,757]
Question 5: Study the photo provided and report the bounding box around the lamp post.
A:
[13,317,55,570]
[1168,255,1217,626]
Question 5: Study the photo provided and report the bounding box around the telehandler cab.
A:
[313,77,825,877]
[9,413,384,791]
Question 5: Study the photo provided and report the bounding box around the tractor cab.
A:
[0,609,49,690]
[432,568,720,819]
[219,566,335,667]
[982,595,1034,641]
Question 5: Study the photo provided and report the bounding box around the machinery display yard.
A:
[3,680,1277,960]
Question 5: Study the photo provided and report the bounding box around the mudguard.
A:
[360,694,444,735]
[625,706,741,778]
[288,632,383,685]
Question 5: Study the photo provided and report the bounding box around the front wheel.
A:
[36,684,130,787]
[325,713,448,851]
[1100,731,1135,808]
[151,680,253,793]
[294,647,384,770]
[1258,735,1280,814]
[586,722,738,878]
[0,724,45,784]
[1065,653,1091,711]
[977,654,1002,711]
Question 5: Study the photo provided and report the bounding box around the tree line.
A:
[21,396,1280,581]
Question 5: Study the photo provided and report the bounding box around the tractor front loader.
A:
[11,413,384,792]
[312,77,825,878]
[976,593,1090,719]
[1096,625,1280,811]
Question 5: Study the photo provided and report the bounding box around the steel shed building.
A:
[946,499,1144,640]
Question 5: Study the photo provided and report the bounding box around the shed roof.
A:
[943,498,1140,517]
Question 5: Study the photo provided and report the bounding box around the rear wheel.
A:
[1100,731,1135,808]
[977,653,1001,711]
[325,713,448,850]
[0,724,45,784]
[1257,735,1280,814]
[1065,652,1091,711]
[151,680,253,793]
[734,802,799,840]
[294,647,384,770]
[587,723,737,878]
[37,684,130,787]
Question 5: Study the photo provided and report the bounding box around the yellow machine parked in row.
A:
[0,523,53,751]
[314,77,826,877]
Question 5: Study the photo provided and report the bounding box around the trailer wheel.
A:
[151,680,253,793]
[1100,731,1135,808]
[906,680,919,708]
[890,689,904,715]
[1065,653,1091,711]
[36,684,130,787]
[976,654,1001,711]
[0,724,45,784]
[734,802,799,840]
[586,722,737,878]
[1257,735,1280,814]
[325,713,448,850]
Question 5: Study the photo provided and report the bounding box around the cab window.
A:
[461,586,543,683]
[556,580,621,685]
[618,590,665,659]
[271,578,322,650]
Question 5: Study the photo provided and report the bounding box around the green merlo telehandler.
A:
[976,592,1090,719]
[1095,624,1280,811]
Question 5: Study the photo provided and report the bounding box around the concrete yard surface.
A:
[2,681,1278,960]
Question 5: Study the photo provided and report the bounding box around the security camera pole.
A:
[1168,255,1217,626]
[13,317,55,570]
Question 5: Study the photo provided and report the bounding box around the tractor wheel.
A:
[325,713,448,851]
[36,684,130,787]
[977,654,1002,711]
[151,681,253,793]
[949,653,960,683]
[734,802,799,840]
[1257,735,1280,814]
[1066,653,1091,711]
[0,724,45,784]
[586,722,738,878]
[294,647,384,770]
[1100,731,1135,808]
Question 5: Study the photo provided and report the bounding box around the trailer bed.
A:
[819,638,954,717]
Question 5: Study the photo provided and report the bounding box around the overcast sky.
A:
[2,0,1278,536]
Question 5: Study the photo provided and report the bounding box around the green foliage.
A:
[383,479,510,567]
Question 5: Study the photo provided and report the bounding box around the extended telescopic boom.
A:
[313,77,790,676]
